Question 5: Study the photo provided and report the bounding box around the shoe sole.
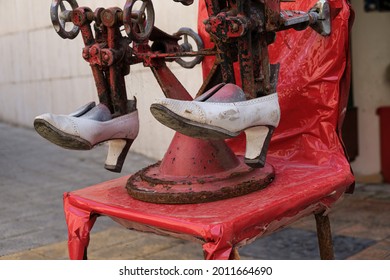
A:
[150,104,239,140]
[34,119,92,150]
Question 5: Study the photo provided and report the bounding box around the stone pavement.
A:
[0,122,389,260]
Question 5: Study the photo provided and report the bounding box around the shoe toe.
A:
[34,113,52,122]
[35,114,80,137]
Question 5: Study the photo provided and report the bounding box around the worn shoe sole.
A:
[34,119,92,150]
[150,103,240,140]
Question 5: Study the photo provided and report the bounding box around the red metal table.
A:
[64,153,354,260]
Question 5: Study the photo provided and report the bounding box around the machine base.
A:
[126,157,275,204]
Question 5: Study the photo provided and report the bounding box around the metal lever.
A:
[280,0,331,36]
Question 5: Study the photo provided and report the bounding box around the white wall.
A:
[350,1,390,180]
[0,0,202,160]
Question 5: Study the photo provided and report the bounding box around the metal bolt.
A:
[90,46,99,56]
[104,12,112,21]
[82,49,89,59]
[231,23,239,32]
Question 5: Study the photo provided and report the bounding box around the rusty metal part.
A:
[83,43,126,68]
[136,49,216,61]
[104,9,131,116]
[229,248,241,260]
[149,27,181,59]
[94,7,105,27]
[50,0,80,39]
[149,59,193,100]
[309,0,331,36]
[101,8,122,27]
[202,0,273,98]
[73,5,132,116]
[264,0,281,31]
[279,10,313,31]
[123,0,155,42]
[214,41,236,84]
[149,26,181,42]
[196,62,224,97]
[73,7,113,111]
[205,0,222,16]
[315,211,335,260]
[72,7,94,27]
[204,12,249,42]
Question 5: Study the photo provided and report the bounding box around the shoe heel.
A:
[104,139,134,173]
[244,125,275,168]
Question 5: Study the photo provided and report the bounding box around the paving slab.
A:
[0,122,155,256]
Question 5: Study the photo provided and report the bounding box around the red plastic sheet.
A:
[63,0,355,260]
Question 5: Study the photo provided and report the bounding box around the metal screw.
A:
[82,49,89,59]
[231,23,239,32]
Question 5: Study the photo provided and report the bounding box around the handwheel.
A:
[50,0,80,39]
[123,0,155,42]
[174,28,204,69]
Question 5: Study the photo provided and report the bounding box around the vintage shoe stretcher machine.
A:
[48,0,354,259]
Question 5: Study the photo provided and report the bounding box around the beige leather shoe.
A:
[150,84,280,167]
[34,102,139,172]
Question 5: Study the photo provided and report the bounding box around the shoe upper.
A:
[34,103,139,146]
[81,103,112,121]
[69,101,96,117]
[153,92,280,133]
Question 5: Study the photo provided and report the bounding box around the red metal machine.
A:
[50,0,331,204]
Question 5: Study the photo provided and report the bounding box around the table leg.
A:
[315,212,335,260]
[202,242,235,260]
[63,193,98,260]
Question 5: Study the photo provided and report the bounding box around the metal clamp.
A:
[50,0,80,39]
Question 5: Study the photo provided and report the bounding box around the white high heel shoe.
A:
[150,84,280,167]
[34,101,139,172]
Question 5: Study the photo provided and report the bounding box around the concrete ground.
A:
[0,122,389,260]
